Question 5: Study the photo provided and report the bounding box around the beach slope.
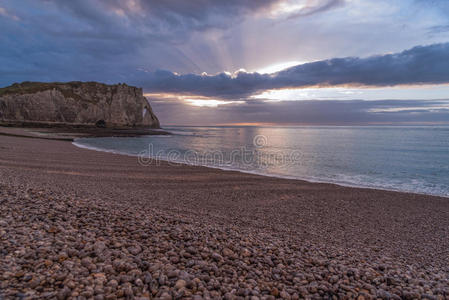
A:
[0,135,448,299]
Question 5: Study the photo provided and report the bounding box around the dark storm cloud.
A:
[2,0,446,93]
[0,0,346,86]
[150,98,449,125]
[139,43,449,99]
[50,0,280,37]
[0,0,277,85]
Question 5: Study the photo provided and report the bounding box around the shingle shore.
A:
[0,135,448,299]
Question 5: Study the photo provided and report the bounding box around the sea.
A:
[73,126,449,197]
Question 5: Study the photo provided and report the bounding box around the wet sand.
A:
[0,135,448,299]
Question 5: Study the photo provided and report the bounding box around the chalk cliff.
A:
[0,81,160,128]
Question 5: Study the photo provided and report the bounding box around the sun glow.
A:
[144,93,243,108]
[255,61,305,74]
[251,88,317,101]
[186,99,241,107]
[251,84,449,101]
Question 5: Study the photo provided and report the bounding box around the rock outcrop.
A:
[0,81,160,128]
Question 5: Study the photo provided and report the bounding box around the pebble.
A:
[174,279,187,290]
[0,183,448,299]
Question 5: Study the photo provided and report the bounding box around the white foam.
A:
[72,140,138,157]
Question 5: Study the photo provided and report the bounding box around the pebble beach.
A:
[1,134,449,299]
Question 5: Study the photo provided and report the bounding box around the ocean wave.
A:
[72,140,139,157]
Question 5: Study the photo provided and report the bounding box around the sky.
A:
[2,0,449,125]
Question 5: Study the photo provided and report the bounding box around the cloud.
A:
[37,0,344,48]
[286,0,345,18]
[45,0,282,39]
[0,0,349,86]
[150,97,449,125]
[137,43,449,99]
[1,0,448,97]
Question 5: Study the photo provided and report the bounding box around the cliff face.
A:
[0,81,160,128]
